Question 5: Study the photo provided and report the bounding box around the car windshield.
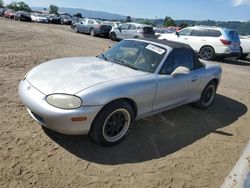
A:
[105,22,115,27]
[99,40,167,73]
[95,20,103,24]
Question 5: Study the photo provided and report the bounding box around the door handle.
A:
[192,76,198,82]
[184,38,188,40]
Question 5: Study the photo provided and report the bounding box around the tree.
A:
[125,16,132,22]
[74,13,82,18]
[7,1,31,12]
[179,22,189,29]
[164,16,176,27]
[0,0,4,7]
[49,4,58,14]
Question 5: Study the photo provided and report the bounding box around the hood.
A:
[26,57,147,95]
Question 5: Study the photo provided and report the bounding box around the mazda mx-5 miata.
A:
[19,38,222,146]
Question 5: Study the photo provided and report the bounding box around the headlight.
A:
[46,94,82,109]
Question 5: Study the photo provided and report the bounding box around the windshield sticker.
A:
[146,44,165,55]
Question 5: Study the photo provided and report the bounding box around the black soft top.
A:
[136,38,205,69]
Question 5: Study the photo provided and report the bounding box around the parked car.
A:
[103,21,121,28]
[4,10,16,19]
[31,13,49,23]
[239,36,250,59]
[14,11,31,22]
[71,18,85,28]
[19,38,222,146]
[47,14,61,24]
[154,27,174,38]
[158,26,241,60]
[60,15,73,25]
[109,22,155,41]
[73,18,112,37]
[0,7,7,17]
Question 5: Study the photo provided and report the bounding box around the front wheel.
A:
[90,28,95,37]
[89,101,135,146]
[193,81,217,109]
[73,26,79,33]
[199,46,215,61]
[110,32,117,41]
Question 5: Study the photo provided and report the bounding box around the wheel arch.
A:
[103,98,138,117]
[92,98,138,124]
[199,45,215,53]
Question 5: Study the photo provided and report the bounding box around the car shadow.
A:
[217,58,250,66]
[43,94,247,165]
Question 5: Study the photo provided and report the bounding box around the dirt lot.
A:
[0,18,250,188]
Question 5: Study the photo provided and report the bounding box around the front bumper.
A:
[18,79,103,135]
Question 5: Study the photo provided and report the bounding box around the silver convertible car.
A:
[19,38,222,146]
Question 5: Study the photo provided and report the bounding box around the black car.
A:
[60,15,73,25]
[48,14,61,24]
[92,24,112,38]
[14,11,31,22]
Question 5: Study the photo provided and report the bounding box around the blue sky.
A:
[3,0,250,21]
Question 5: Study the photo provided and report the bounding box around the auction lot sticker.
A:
[146,44,166,55]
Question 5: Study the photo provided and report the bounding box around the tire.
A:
[199,46,215,61]
[90,28,95,37]
[193,81,217,109]
[110,32,117,41]
[237,47,248,60]
[89,101,135,146]
[73,26,79,33]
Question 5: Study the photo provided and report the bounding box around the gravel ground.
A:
[0,18,250,188]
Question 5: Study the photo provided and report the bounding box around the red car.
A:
[4,10,16,19]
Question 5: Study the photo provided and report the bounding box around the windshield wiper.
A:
[111,58,138,70]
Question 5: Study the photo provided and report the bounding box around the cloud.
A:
[233,0,250,6]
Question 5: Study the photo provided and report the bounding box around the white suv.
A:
[158,26,241,60]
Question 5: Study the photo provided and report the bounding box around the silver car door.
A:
[153,49,200,111]
[127,24,137,38]
[78,20,87,33]
[117,24,130,39]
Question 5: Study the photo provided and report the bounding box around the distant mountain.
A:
[138,18,250,35]
[32,7,126,20]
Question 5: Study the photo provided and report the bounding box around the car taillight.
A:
[220,39,231,45]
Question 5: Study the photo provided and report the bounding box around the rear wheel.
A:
[110,32,117,41]
[199,46,215,61]
[90,101,135,146]
[193,81,217,109]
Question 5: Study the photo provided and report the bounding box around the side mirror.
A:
[175,32,179,36]
[171,66,190,77]
[118,26,121,31]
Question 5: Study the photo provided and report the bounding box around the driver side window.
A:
[178,28,192,36]
[160,52,173,75]
[120,24,130,30]
[160,49,194,74]
[173,49,194,70]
